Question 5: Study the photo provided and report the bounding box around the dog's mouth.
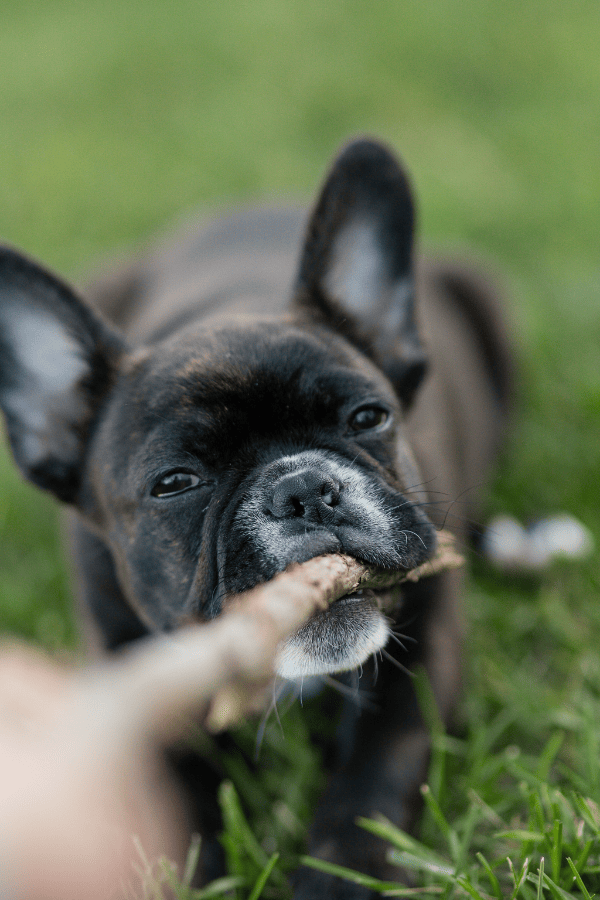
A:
[274,533,463,680]
[275,585,400,679]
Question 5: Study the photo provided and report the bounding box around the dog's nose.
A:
[266,469,341,520]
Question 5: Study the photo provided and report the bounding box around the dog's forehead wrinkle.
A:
[157,318,361,385]
[167,363,374,425]
[115,318,398,440]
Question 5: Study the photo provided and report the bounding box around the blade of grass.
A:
[219,781,269,871]
[453,797,483,874]
[357,816,451,869]
[182,835,202,890]
[299,855,404,892]
[380,889,444,898]
[247,852,280,900]
[529,792,546,835]
[190,876,247,899]
[508,857,530,900]
[536,733,564,781]
[495,831,545,843]
[536,858,544,900]
[420,785,460,863]
[357,816,429,853]
[475,852,502,900]
[413,668,446,803]
[573,839,594,873]
[549,820,563,884]
[468,790,506,829]
[572,795,600,835]
[525,872,574,900]
[387,851,455,880]
[566,857,594,900]
[456,875,495,900]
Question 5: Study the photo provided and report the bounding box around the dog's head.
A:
[0,140,435,678]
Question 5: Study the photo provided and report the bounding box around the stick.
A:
[0,536,463,900]
[72,532,463,743]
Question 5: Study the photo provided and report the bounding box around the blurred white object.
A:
[482,513,594,572]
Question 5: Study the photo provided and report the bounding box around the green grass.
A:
[1,1,599,896]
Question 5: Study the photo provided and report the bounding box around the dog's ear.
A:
[295,138,427,408]
[0,246,127,503]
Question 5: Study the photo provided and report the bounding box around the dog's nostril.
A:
[320,481,340,507]
[291,497,305,517]
[266,470,342,520]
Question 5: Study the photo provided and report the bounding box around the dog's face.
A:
[0,140,436,678]
[87,319,435,674]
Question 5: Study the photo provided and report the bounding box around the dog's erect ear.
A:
[0,247,127,503]
[295,139,427,407]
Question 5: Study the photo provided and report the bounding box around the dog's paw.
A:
[292,865,380,900]
[481,513,594,572]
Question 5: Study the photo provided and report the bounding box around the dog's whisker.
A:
[372,651,379,684]
[387,631,410,653]
[403,530,428,550]
[436,482,483,532]
[254,679,287,760]
[395,611,419,631]
[254,712,269,762]
[380,647,415,678]
[392,629,418,645]
[402,476,445,493]
[322,674,377,712]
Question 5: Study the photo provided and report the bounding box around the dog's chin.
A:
[275,591,391,680]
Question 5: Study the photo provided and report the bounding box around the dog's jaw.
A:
[276,590,391,679]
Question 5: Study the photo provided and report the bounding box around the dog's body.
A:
[0,140,511,897]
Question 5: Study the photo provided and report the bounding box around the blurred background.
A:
[0,0,599,824]
[1,1,600,891]
[3,0,598,650]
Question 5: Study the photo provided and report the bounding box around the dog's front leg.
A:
[293,571,463,900]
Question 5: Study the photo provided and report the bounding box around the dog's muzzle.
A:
[225,450,434,678]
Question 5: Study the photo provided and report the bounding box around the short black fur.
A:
[0,138,512,898]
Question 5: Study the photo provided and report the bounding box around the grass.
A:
[1,0,600,896]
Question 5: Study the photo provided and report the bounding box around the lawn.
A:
[1,1,599,896]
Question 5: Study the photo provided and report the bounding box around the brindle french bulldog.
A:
[0,139,512,897]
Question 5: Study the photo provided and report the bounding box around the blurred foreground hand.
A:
[0,641,188,900]
[0,554,426,899]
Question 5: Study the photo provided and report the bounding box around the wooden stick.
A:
[71,532,463,744]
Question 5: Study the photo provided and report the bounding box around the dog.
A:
[0,139,512,897]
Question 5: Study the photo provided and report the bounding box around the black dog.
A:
[0,139,511,896]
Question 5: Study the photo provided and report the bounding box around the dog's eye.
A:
[151,472,202,498]
[349,405,390,432]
